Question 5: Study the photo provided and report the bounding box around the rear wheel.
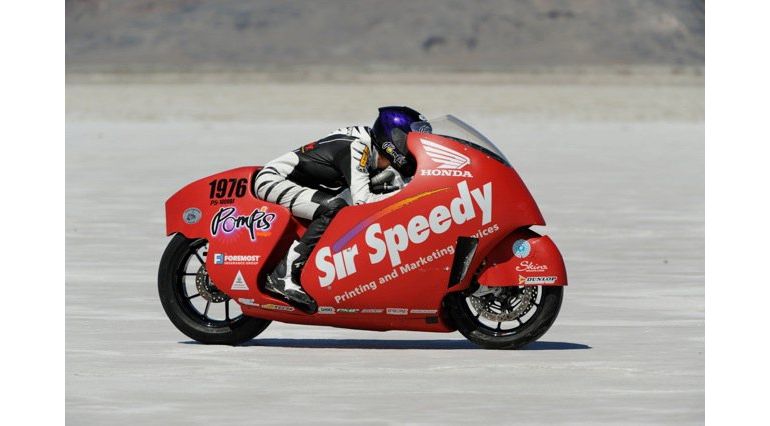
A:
[158,234,271,345]
[445,279,563,349]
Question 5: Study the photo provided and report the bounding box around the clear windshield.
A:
[425,115,510,165]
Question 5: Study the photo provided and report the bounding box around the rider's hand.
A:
[370,167,404,193]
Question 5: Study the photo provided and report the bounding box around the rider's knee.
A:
[314,197,347,221]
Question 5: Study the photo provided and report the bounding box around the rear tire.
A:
[445,283,563,350]
[158,234,271,345]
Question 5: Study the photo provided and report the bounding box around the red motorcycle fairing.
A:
[164,132,549,332]
[476,229,568,287]
[165,166,304,306]
[296,133,545,326]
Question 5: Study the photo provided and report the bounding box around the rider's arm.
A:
[347,139,401,205]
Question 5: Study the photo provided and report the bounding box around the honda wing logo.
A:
[420,139,473,177]
[421,139,470,169]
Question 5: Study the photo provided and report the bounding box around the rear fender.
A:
[165,166,261,238]
[164,166,300,302]
[476,228,567,287]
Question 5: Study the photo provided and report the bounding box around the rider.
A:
[254,106,431,313]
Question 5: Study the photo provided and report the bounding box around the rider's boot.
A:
[265,240,317,314]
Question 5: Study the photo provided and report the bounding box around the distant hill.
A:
[66,0,704,72]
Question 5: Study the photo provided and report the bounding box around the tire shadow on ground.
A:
[181,339,591,350]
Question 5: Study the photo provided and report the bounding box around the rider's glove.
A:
[370,167,404,194]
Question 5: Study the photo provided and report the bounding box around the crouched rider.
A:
[253,106,431,313]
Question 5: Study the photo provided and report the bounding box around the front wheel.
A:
[158,234,271,345]
[445,282,563,349]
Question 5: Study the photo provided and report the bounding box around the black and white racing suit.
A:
[253,126,402,270]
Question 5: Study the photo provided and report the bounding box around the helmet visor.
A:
[409,120,433,133]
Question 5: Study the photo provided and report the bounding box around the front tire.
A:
[445,282,563,350]
[158,234,271,345]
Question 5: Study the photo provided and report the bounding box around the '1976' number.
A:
[208,178,248,199]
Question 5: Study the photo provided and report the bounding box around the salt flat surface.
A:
[66,81,704,424]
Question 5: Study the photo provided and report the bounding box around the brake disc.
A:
[195,265,228,303]
[469,285,538,322]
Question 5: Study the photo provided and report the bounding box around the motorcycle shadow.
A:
[188,339,591,350]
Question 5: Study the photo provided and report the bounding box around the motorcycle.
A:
[158,115,567,349]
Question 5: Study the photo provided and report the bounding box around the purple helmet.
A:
[371,106,431,173]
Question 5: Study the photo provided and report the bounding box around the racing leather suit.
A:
[253,126,402,272]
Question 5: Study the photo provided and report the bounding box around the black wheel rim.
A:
[462,285,544,337]
[174,238,246,328]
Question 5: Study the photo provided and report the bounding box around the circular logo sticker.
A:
[183,208,202,225]
[512,239,531,259]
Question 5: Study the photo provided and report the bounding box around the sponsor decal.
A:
[382,141,407,168]
[208,178,248,206]
[213,253,261,266]
[410,309,438,314]
[334,243,466,303]
[512,239,531,259]
[420,139,473,173]
[361,308,384,314]
[386,308,408,315]
[366,180,491,268]
[211,207,276,240]
[237,298,258,306]
[398,245,455,274]
[316,180,493,287]
[183,208,202,225]
[335,281,377,303]
[260,304,295,312]
[471,223,500,239]
[336,308,360,314]
[515,260,548,272]
[357,145,370,172]
[231,270,249,291]
[518,275,557,285]
[331,188,448,253]
[420,169,473,178]
[318,306,335,314]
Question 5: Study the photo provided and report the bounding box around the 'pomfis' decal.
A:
[210,207,276,240]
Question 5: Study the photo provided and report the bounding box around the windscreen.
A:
[424,115,511,166]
